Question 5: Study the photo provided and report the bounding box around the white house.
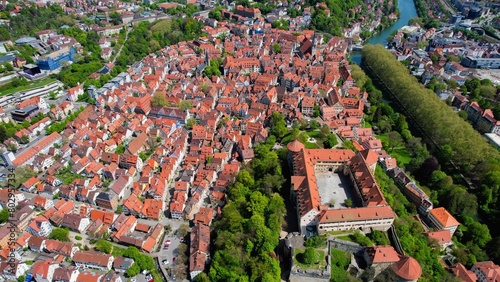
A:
[73,251,114,271]
[0,260,29,281]
[27,215,54,237]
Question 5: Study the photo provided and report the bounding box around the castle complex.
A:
[287,140,395,236]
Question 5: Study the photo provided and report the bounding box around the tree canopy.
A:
[49,228,70,242]
[116,19,203,68]
[362,44,499,171]
[207,142,286,281]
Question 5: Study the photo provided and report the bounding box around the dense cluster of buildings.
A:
[287,141,396,236]
[1,0,498,279]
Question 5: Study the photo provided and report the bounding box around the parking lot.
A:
[157,226,187,279]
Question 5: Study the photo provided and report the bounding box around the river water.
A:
[350,0,418,65]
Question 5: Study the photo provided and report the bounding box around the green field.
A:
[330,249,351,281]
[0,78,58,96]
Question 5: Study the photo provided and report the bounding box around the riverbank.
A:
[350,0,418,65]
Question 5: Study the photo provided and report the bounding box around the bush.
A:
[304,235,327,248]
[75,236,82,240]
[348,231,373,246]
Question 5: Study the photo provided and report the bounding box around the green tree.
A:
[269,112,287,139]
[49,228,70,242]
[324,133,338,149]
[310,120,319,130]
[152,92,169,107]
[313,105,320,117]
[301,247,319,264]
[0,126,7,143]
[0,209,9,223]
[464,221,491,248]
[204,59,221,77]
[126,263,140,277]
[96,239,113,254]
[177,224,190,238]
[186,117,197,129]
[272,44,281,54]
[408,17,423,26]
[388,131,403,152]
[179,100,193,111]
[115,205,123,214]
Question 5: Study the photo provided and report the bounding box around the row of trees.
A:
[362,45,499,171]
[199,138,286,281]
[362,44,500,265]
[353,58,491,273]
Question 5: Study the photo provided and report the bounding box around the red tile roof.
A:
[318,206,394,223]
[425,230,452,245]
[450,263,477,282]
[366,245,400,264]
[391,256,422,281]
[429,207,460,228]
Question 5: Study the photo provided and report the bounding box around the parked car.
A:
[162,259,169,265]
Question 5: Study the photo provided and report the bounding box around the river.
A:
[350,0,418,65]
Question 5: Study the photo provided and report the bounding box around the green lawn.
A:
[307,131,323,138]
[304,141,320,149]
[330,249,351,281]
[294,248,327,270]
[375,133,412,167]
[325,230,355,236]
[391,147,412,167]
[337,235,354,242]
[1,78,58,96]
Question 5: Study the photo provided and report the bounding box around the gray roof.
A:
[15,37,37,45]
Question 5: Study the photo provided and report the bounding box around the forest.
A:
[196,129,287,281]
[0,4,76,40]
[114,18,204,69]
[362,44,500,266]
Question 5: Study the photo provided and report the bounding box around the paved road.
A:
[437,0,456,15]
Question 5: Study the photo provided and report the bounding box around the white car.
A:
[162,259,169,265]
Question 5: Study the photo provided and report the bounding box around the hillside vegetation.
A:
[362,44,500,265]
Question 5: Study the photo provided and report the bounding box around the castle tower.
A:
[286,140,305,173]
[391,256,422,282]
